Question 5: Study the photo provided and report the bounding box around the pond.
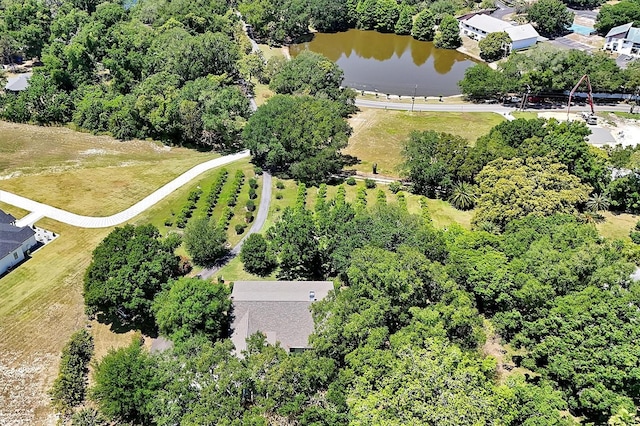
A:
[289,29,479,97]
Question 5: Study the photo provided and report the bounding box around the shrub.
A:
[276,181,285,189]
[631,230,640,244]
[389,181,403,193]
[164,218,173,227]
[249,178,258,189]
[346,176,356,185]
[249,187,257,199]
[235,224,247,235]
[254,166,263,175]
[245,212,255,223]
[365,178,376,189]
[246,200,256,212]
[276,192,283,199]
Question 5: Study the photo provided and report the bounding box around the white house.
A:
[604,23,640,58]
[0,209,37,276]
[230,280,334,355]
[459,14,540,51]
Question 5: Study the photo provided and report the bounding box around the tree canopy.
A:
[83,224,180,329]
[527,0,574,37]
[242,94,352,184]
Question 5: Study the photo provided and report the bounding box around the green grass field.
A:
[344,108,505,176]
[511,112,539,120]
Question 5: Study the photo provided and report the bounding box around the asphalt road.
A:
[355,98,630,113]
[198,171,272,280]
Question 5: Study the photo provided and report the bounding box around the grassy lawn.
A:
[0,121,218,216]
[512,112,539,120]
[596,211,639,241]
[344,108,505,176]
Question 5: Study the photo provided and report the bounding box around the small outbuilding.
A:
[0,209,37,276]
[230,280,334,355]
[4,73,32,94]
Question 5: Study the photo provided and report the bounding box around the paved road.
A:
[491,1,516,20]
[199,171,272,280]
[1,150,250,228]
[355,98,630,113]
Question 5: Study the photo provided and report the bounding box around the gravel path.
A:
[0,150,250,228]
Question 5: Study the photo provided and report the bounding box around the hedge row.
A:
[205,169,229,217]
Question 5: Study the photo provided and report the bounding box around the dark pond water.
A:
[290,29,479,97]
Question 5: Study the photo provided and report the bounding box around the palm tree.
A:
[586,193,610,213]
[449,181,477,210]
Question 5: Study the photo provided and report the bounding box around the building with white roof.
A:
[4,73,32,93]
[604,23,640,58]
[459,14,540,51]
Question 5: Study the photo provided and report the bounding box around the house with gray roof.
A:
[230,280,334,355]
[4,73,32,93]
[0,209,36,276]
[459,14,540,51]
[604,23,640,58]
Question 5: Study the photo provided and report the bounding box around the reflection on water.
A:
[290,29,478,96]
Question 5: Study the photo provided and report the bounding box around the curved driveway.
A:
[0,150,250,228]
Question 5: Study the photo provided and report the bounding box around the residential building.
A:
[0,209,36,276]
[230,280,334,355]
[604,23,640,58]
[459,14,540,51]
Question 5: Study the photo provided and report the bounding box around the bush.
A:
[254,165,263,175]
[249,187,257,199]
[631,230,640,244]
[365,178,376,189]
[346,176,356,185]
[249,178,258,189]
[276,181,285,189]
[246,200,256,212]
[275,192,283,199]
[235,224,247,235]
[389,181,403,193]
[245,212,254,223]
[164,218,173,227]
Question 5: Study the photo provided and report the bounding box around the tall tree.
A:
[412,9,435,41]
[153,277,232,343]
[479,32,512,62]
[242,95,352,184]
[183,217,228,267]
[240,233,277,276]
[527,0,574,37]
[473,157,592,230]
[434,14,462,49]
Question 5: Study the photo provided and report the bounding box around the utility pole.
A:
[411,85,417,112]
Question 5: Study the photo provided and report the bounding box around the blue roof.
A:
[627,27,640,44]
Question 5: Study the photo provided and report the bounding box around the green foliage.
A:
[242,95,352,185]
[153,277,231,343]
[346,176,356,185]
[608,173,640,214]
[355,186,367,210]
[449,181,477,210]
[276,180,286,190]
[527,0,574,37]
[83,224,179,328]
[595,0,640,35]
[240,233,278,275]
[49,329,94,413]
[389,181,403,193]
[356,0,400,32]
[401,130,469,197]
[91,338,157,424]
[70,407,108,426]
[272,207,322,279]
[479,32,512,62]
[459,64,510,99]
[473,157,591,230]
[394,4,413,35]
[364,178,376,189]
[238,0,310,45]
[434,14,461,49]
[183,217,229,266]
[376,189,387,205]
[269,50,346,102]
[310,0,353,32]
[412,9,435,41]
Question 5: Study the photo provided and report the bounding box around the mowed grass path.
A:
[344,108,504,176]
[0,121,219,216]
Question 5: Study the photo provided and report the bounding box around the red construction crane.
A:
[567,74,596,124]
